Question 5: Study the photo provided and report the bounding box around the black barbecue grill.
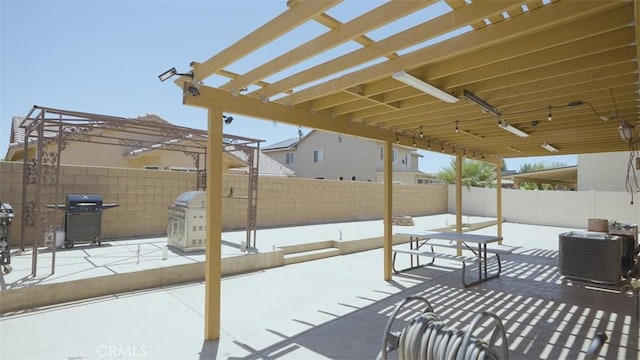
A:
[61,195,118,248]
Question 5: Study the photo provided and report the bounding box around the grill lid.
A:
[174,191,206,209]
[66,194,103,204]
[66,194,103,212]
[0,202,14,222]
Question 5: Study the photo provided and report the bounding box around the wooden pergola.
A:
[167,0,640,339]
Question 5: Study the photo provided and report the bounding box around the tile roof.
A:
[9,113,171,145]
[228,150,296,177]
[262,137,299,151]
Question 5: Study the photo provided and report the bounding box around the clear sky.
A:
[0,0,576,173]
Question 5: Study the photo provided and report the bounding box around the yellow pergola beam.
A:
[482,63,637,103]
[367,77,635,131]
[427,4,633,82]
[467,47,636,96]
[277,0,622,105]
[442,26,635,89]
[310,92,360,111]
[348,48,635,126]
[222,0,434,92]
[258,0,518,100]
[487,83,637,118]
[377,77,637,132]
[332,96,396,116]
[192,0,342,82]
[294,0,399,60]
[183,83,503,165]
[444,0,485,30]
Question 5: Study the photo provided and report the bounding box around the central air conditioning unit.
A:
[558,231,628,284]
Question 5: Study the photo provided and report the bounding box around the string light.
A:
[396,134,400,144]
[402,99,597,135]
[427,139,431,150]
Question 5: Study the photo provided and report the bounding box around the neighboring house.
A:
[500,151,640,192]
[6,114,294,177]
[263,130,429,184]
[577,152,635,192]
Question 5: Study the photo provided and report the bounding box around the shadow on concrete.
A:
[219,250,638,359]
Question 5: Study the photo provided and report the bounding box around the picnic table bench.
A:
[393,231,516,287]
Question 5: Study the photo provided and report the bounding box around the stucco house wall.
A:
[577,151,633,192]
[265,131,421,182]
[8,137,240,172]
[294,132,379,181]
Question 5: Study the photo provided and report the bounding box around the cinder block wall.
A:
[0,161,448,246]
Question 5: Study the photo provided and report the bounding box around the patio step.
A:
[278,241,335,255]
[283,246,341,265]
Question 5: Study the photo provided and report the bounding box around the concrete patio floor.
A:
[1,216,639,359]
[0,214,492,289]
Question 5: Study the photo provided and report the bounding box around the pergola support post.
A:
[496,162,503,244]
[383,140,393,281]
[455,154,463,256]
[205,107,223,341]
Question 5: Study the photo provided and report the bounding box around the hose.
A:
[378,296,509,360]
[393,312,502,360]
[378,296,435,360]
[458,311,509,360]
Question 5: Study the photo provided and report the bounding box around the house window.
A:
[143,165,159,170]
[285,152,294,164]
[380,146,383,160]
[405,154,411,167]
[392,150,398,162]
[313,149,323,163]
